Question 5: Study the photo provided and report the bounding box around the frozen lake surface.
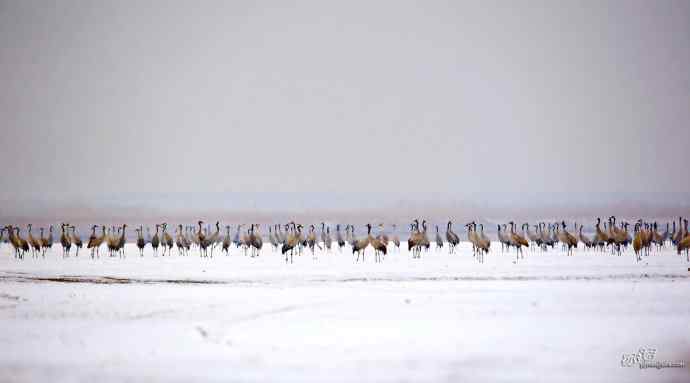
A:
[0,242,689,382]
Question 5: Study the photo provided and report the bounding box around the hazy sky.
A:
[1,0,689,212]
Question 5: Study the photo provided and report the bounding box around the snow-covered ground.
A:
[0,242,688,382]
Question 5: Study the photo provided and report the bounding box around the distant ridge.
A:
[2,192,689,227]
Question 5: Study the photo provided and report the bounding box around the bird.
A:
[176,224,189,256]
[525,223,539,250]
[115,225,127,258]
[546,223,557,250]
[298,224,308,255]
[27,224,42,258]
[508,222,529,260]
[465,222,482,260]
[376,224,389,249]
[594,218,609,251]
[538,223,553,250]
[26,224,40,257]
[136,227,146,256]
[672,217,685,246]
[86,225,98,251]
[578,224,594,250]
[445,221,460,254]
[671,220,678,246]
[676,219,690,261]
[5,225,28,259]
[476,223,491,256]
[186,226,197,248]
[160,223,174,256]
[210,222,221,246]
[467,223,490,262]
[37,227,48,257]
[352,224,370,262]
[241,226,252,256]
[270,225,280,246]
[306,225,318,258]
[249,224,263,257]
[41,225,54,255]
[281,222,302,264]
[530,223,544,249]
[478,224,491,251]
[268,225,279,251]
[391,224,401,252]
[278,224,288,246]
[677,235,690,261]
[335,224,345,251]
[70,226,83,256]
[60,223,72,257]
[497,224,511,252]
[633,223,643,262]
[346,225,356,248]
[151,224,160,256]
[611,221,630,256]
[16,227,30,258]
[606,216,621,251]
[407,220,423,259]
[609,216,623,237]
[657,222,669,249]
[651,222,664,250]
[106,227,120,257]
[233,225,242,249]
[86,225,104,258]
[323,225,333,252]
[409,219,430,258]
[434,225,444,252]
[369,224,387,262]
[412,219,430,257]
[196,220,206,244]
[419,220,431,252]
[222,225,232,255]
[200,222,220,257]
[556,221,578,256]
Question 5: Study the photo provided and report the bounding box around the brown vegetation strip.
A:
[0,273,688,286]
[1,275,230,285]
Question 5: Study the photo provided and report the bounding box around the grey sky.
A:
[1,0,689,216]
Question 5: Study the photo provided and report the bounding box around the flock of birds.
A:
[2,216,690,264]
